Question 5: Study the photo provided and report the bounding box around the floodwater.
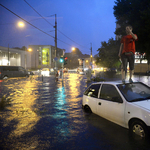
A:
[0,73,150,150]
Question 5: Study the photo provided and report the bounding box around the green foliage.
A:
[96,38,121,69]
[113,0,150,58]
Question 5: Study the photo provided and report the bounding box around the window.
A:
[2,67,9,71]
[10,67,18,71]
[84,84,101,98]
[100,84,122,103]
[2,66,18,71]
[117,82,150,102]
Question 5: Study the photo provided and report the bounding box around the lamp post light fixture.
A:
[72,47,75,51]
[17,21,25,28]
[28,48,32,52]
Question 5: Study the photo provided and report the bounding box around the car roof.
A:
[91,81,142,86]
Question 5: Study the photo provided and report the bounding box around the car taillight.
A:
[0,72,1,74]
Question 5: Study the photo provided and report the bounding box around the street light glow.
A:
[18,21,25,28]
[72,47,75,51]
[28,48,32,52]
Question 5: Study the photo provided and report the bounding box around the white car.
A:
[41,68,50,76]
[77,68,84,75]
[82,81,150,138]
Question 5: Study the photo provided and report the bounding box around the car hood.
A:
[134,100,150,111]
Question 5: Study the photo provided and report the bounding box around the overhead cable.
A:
[24,0,89,49]
[0,4,55,38]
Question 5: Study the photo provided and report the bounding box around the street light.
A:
[28,48,32,52]
[72,47,75,51]
[17,21,25,28]
[7,21,25,66]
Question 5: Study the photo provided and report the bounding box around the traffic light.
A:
[59,57,64,63]
[64,57,68,65]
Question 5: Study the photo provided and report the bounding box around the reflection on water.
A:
[0,74,87,149]
[1,75,150,149]
[0,77,40,137]
[51,74,86,142]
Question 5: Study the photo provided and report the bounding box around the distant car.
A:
[79,71,84,75]
[41,68,50,76]
[146,71,150,75]
[28,71,34,75]
[63,68,68,73]
[77,68,84,75]
[0,66,29,79]
[82,81,150,138]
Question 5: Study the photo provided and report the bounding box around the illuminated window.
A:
[42,48,50,65]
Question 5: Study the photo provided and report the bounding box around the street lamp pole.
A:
[54,14,57,69]
[24,47,27,69]
[7,44,9,66]
[90,43,92,67]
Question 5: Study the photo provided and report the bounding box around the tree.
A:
[96,38,121,69]
[113,0,150,59]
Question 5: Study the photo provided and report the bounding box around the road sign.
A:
[54,57,58,61]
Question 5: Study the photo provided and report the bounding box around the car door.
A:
[3,66,13,78]
[84,84,101,114]
[11,67,19,77]
[19,67,26,77]
[97,84,125,126]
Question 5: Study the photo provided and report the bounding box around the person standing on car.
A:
[118,25,138,84]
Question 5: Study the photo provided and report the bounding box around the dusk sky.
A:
[0,0,116,56]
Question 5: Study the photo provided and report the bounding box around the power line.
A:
[0,4,54,38]
[24,0,89,49]
[0,4,73,47]
[24,0,54,27]
[0,3,89,48]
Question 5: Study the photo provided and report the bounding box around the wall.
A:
[134,63,149,73]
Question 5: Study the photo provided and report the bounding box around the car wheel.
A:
[3,76,8,79]
[130,120,148,138]
[26,74,29,78]
[83,105,92,113]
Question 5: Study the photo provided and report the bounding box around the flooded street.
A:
[0,73,150,150]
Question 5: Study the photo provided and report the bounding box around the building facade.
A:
[0,46,31,69]
[0,45,65,70]
[28,45,65,69]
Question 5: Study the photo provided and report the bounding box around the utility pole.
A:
[24,47,27,69]
[54,14,57,70]
[8,44,9,66]
[90,43,92,67]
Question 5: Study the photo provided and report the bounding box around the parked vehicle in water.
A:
[41,68,50,76]
[77,67,84,75]
[82,81,150,138]
[0,66,29,79]
[63,68,68,73]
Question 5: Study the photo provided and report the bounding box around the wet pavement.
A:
[0,73,150,150]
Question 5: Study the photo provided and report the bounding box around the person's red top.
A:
[121,34,138,54]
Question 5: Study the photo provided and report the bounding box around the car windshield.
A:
[117,82,150,102]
